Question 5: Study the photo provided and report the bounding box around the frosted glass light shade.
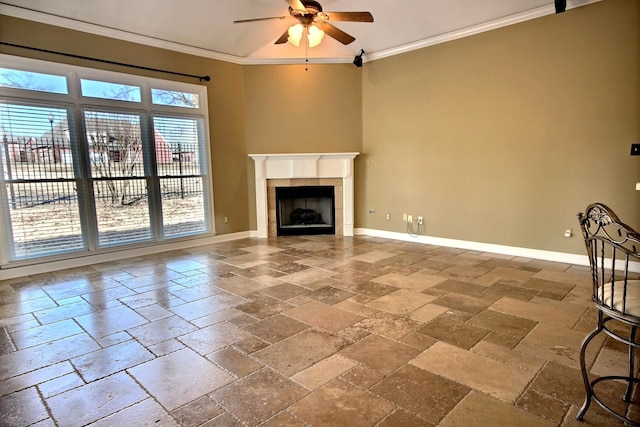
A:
[287,24,303,47]
[308,25,325,48]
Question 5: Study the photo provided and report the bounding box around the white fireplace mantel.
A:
[249,152,359,238]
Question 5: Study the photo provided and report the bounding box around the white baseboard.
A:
[4,227,635,281]
[354,228,590,267]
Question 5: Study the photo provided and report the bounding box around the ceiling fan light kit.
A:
[287,23,325,48]
[234,0,373,49]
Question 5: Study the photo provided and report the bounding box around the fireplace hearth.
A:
[276,186,335,236]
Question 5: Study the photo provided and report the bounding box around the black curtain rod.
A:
[0,41,211,82]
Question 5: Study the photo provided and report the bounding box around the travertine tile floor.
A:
[0,235,637,426]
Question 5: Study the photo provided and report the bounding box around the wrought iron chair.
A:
[576,203,640,425]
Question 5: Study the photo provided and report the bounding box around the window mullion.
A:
[73,106,98,251]
[0,142,16,263]
[143,114,163,241]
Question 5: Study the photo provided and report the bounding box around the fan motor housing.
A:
[302,0,322,13]
[290,0,322,20]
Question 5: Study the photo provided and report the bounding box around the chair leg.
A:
[624,325,638,402]
[576,321,603,421]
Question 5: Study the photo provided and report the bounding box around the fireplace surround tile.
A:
[250,153,358,238]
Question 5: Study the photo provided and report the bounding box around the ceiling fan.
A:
[234,0,374,47]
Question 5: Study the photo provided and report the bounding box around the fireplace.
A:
[249,153,358,238]
[276,186,335,235]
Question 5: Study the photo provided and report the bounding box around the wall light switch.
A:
[632,143,640,156]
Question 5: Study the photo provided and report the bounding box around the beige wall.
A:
[358,0,639,254]
[243,64,362,154]
[1,0,638,257]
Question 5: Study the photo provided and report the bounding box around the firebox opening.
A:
[276,186,335,236]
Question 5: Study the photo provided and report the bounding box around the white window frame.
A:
[0,54,215,267]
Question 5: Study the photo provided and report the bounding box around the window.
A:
[0,68,68,94]
[153,116,207,237]
[81,79,142,102]
[151,88,199,108]
[0,55,213,265]
[0,102,82,258]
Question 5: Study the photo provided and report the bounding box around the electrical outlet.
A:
[386,213,390,221]
[417,216,423,225]
[407,214,413,223]
[224,217,229,223]
[402,213,407,221]
[564,228,572,237]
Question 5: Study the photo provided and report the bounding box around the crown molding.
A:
[0,3,246,64]
[367,0,602,62]
[1,0,601,66]
[0,3,353,66]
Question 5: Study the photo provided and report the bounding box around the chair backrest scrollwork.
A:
[578,203,640,256]
[577,203,640,322]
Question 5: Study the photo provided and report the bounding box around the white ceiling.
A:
[1,0,599,65]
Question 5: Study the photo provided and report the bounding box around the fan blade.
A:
[325,12,374,22]
[275,29,289,44]
[285,0,307,12]
[319,22,355,45]
[234,16,288,23]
